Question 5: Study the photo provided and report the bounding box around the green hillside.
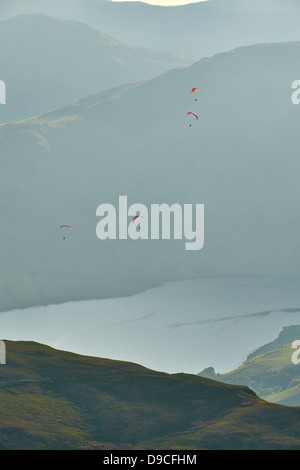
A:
[0,340,300,449]
[198,325,300,406]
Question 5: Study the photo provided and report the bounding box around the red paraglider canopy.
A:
[132,215,144,223]
[187,112,198,120]
[60,225,75,232]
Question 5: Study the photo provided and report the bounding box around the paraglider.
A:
[191,87,198,101]
[60,225,75,231]
[59,225,75,239]
[132,215,144,224]
[132,215,144,232]
[187,112,198,126]
[187,112,198,120]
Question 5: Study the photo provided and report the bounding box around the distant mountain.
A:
[0,14,195,124]
[214,0,300,12]
[2,0,300,56]
[0,339,300,449]
[198,325,300,406]
[1,40,300,311]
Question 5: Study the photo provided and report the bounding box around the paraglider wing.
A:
[191,88,198,95]
[132,215,144,223]
[60,225,75,232]
[187,112,198,120]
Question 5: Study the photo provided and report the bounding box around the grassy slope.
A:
[199,325,300,406]
[0,340,300,449]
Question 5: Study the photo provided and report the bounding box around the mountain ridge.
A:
[3,0,300,56]
[198,325,300,406]
[1,339,300,449]
[0,13,195,124]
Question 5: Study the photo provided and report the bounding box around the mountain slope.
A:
[198,325,300,406]
[0,14,195,124]
[0,40,300,311]
[2,0,300,56]
[0,340,300,449]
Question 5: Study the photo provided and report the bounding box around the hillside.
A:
[1,41,300,311]
[0,14,195,124]
[2,0,300,56]
[0,340,300,449]
[198,325,300,406]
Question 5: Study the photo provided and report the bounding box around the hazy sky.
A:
[112,0,208,5]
